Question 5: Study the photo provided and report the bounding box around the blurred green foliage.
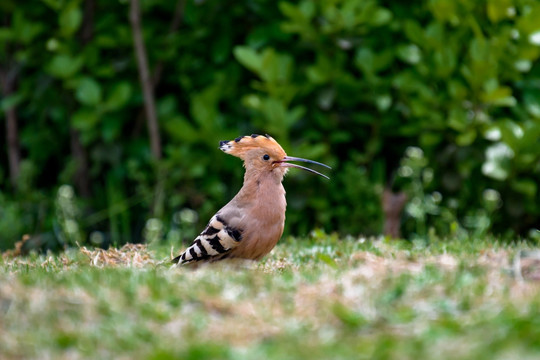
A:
[1,0,539,250]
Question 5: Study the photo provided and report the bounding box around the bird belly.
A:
[230,218,284,260]
[230,186,286,261]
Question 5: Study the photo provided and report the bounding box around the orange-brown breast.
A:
[228,174,287,260]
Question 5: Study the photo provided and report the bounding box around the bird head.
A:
[219,134,330,179]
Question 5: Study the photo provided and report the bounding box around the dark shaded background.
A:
[1,0,539,251]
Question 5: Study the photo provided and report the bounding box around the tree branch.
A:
[129,0,162,160]
[0,66,21,188]
[70,128,91,197]
[81,0,95,43]
[382,187,408,239]
[70,0,96,198]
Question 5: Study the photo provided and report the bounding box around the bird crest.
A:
[219,134,286,160]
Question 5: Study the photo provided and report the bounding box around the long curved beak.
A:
[277,156,331,179]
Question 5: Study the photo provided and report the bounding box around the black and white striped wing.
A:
[172,214,243,265]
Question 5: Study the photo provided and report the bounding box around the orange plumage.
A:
[172,134,330,266]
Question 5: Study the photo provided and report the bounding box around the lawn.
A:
[1,235,540,360]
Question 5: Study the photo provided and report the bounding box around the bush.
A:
[0,0,539,250]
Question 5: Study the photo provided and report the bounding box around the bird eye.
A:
[263,154,270,161]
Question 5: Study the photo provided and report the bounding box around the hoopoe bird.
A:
[172,134,330,266]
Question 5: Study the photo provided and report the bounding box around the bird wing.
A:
[172,210,244,265]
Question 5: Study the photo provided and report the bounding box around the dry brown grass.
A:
[79,244,158,268]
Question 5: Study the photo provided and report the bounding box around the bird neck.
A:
[244,167,282,186]
[234,168,286,229]
[235,167,284,202]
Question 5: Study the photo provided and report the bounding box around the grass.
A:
[1,235,540,360]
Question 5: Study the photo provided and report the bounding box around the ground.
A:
[1,235,540,359]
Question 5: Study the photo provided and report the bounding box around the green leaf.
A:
[71,109,99,131]
[286,105,306,125]
[487,0,513,23]
[448,108,468,131]
[260,48,293,82]
[498,119,523,150]
[163,116,199,142]
[0,28,13,43]
[241,94,262,110]
[404,20,424,44]
[261,98,287,127]
[190,81,222,129]
[420,132,443,147]
[299,1,315,19]
[428,0,460,24]
[41,0,62,10]
[306,55,333,83]
[212,34,231,64]
[233,46,262,75]
[456,130,477,146]
[76,77,102,106]
[482,143,514,180]
[105,82,131,111]
[279,2,306,23]
[434,47,457,78]
[101,116,123,142]
[157,96,177,117]
[397,44,422,64]
[520,122,540,154]
[370,8,392,26]
[0,93,24,111]
[511,179,537,198]
[59,3,82,37]
[355,48,375,74]
[516,3,540,35]
[376,94,392,112]
[47,54,83,78]
[448,80,468,99]
[12,11,43,43]
[524,91,540,118]
[469,38,490,62]
[481,86,516,107]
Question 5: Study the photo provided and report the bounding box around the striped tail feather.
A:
[172,215,243,265]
